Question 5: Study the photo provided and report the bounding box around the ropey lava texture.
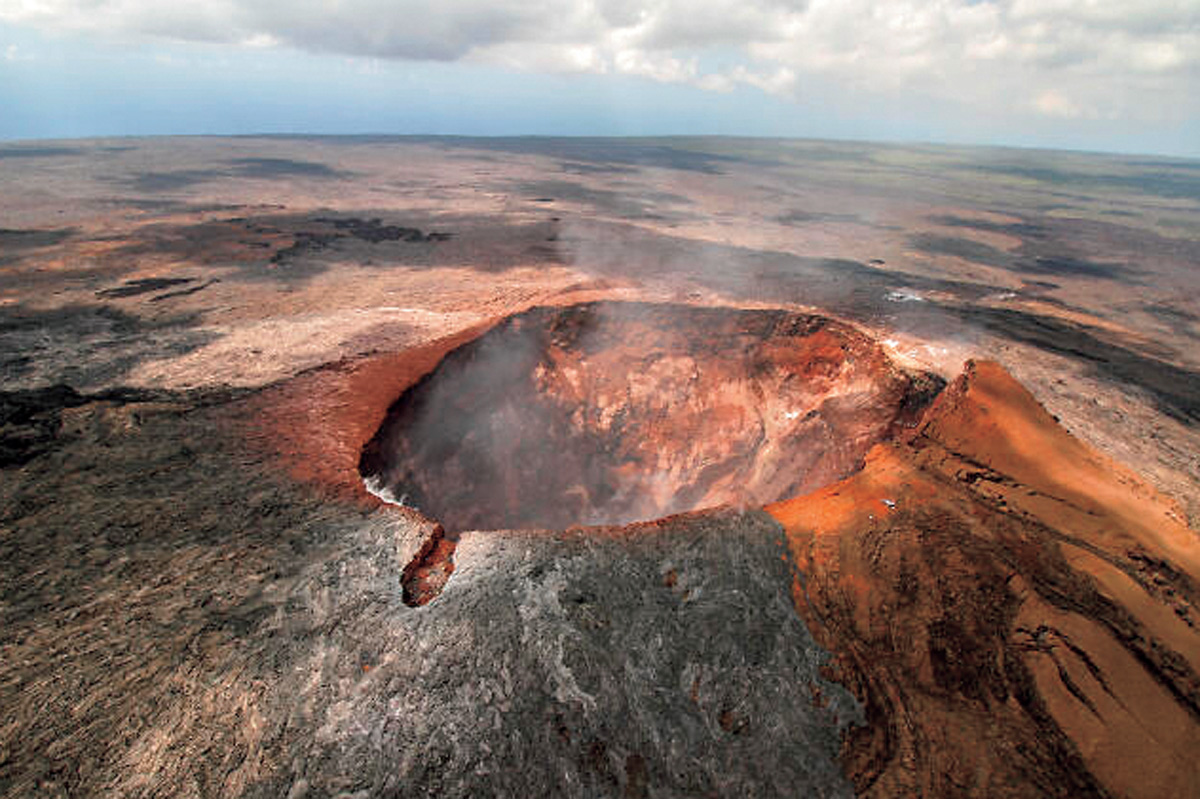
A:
[359,301,943,532]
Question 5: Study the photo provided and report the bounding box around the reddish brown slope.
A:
[768,360,1200,798]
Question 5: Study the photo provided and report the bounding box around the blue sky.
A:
[2,0,1198,157]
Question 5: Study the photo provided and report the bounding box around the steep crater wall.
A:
[360,301,944,532]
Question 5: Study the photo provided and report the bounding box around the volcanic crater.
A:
[360,301,943,534]
[347,304,1200,790]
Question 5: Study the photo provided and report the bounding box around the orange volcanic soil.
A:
[768,360,1200,797]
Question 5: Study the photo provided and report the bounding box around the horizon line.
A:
[3,131,1199,163]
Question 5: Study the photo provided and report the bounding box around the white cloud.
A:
[613,49,697,83]
[727,65,797,97]
[1034,89,1090,119]
[241,32,278,48]
[1,0,1197,123]
[695,72,735,93]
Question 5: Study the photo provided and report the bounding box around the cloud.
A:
[1033,89,1091,119]
[1,0,1197,123]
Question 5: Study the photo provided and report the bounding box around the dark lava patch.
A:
[0,383,235,467]
[105,212,562,284]
[226,157,347,180]
[0,384,103,467]
[118,158,350,193]
[413,136,768,174]
[910,232,1132,281]
[969,160,1200,203]
[360,301,943,533]
[313,216,452,243]
[0,304,215,390]
[148,279,220,302]
[559,161,639,176]
[0,228,76,249]
[268,217,451,265]
[96,277,197,299]
[0,146,82,159]
[776,210,863,226]
[123,170,220,193]
[927,214,1049,240]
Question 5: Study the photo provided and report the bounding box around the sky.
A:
[1,0,1198,157]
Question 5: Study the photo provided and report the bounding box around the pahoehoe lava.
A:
[359,301,944,533]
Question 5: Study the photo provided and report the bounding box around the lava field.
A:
[2,136,1199,798]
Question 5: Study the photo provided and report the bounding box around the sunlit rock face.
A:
[360,301,944,532]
